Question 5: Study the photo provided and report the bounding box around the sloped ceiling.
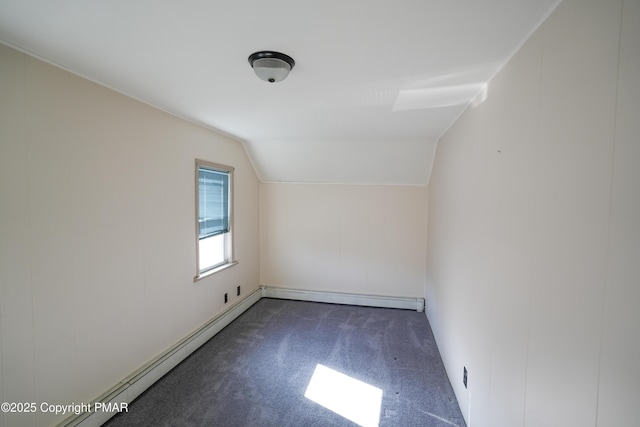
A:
[0,0,560,184]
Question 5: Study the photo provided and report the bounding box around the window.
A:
[195,160,235,279]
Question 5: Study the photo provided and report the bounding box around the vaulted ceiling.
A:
[0,0,560,184]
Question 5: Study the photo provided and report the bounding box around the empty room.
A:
[1,0,639,426]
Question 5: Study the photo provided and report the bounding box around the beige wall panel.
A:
[426,1,634,426]
[0,44,37,427]
[597,0,640,425]
[260,183,427,297]
[68,78,150,402]
[0,44,260,427]
[432,73,502,426]
[337,186,372,290]
[486,30,543,427]
[426,109,481,407]
[524,1,620,426]
[358,185,428,297]
[261,184,344,293]
[25,57,83,425]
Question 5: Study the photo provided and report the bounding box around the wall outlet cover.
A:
[463,367,468,389]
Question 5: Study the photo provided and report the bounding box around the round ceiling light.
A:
[248,51,295,83]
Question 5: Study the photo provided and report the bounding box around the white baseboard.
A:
[59,285,423,426]
[261,285,425,312]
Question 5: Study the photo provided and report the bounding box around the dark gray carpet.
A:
[104,298,466,427]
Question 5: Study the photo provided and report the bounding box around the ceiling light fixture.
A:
[248,51,295,83]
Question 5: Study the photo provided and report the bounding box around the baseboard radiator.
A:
[261,286,424,312]
[59,286,424,427]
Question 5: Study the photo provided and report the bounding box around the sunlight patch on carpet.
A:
[304,364,382,427]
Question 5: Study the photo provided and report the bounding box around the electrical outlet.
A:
[224,293,228,304]
[463,367,468,389]
[237,285,241,296]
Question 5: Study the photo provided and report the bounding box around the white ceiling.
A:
[0,0,560,185]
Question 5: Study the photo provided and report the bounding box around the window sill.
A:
[194,261,238,282]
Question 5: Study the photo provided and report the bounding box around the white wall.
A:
[260,183,428,298]
[0,44,260,427]
[425,1,640,426]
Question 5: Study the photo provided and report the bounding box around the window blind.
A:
[198,167,229,238]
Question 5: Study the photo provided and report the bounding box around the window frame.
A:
[194,159,237,281]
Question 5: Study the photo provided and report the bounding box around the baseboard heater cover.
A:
[261,285,425,312]
[58,286,424,426]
